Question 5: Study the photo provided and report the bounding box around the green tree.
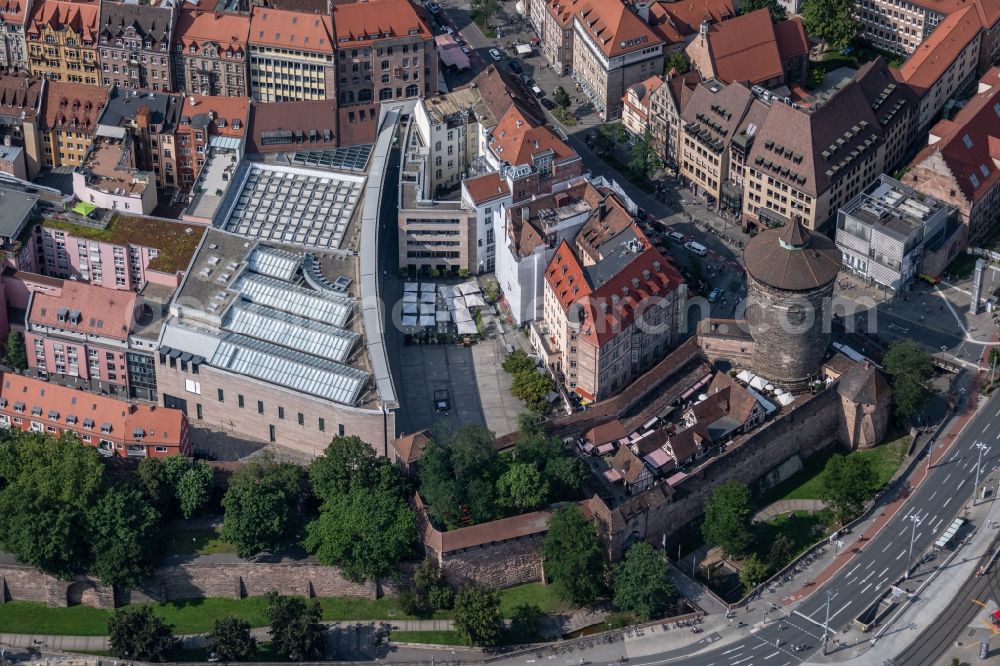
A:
[511,369,555,412]
[497,462,549,512]
[516,415,586,500]
[0,432,104,578]
[767,534,795,571]
[553,86,571,109]
[419,425,502,528]
[210,616,257,662]
[665,51,690,74]
[402,559,454,615]
[222,458,305,558]
[883,340,934,421]
[612,541,676,620]
[820,453,878,522]
[308,435,406,502]
[453,584,503,648]
[688,255,704,286]
[543,456,587,499]
[304,486,416,582]
[629,129,664,180]
[801,0,861,50]
[740,0,787,21]
[136,457,172,514]
[264,593,327,661]
[4,330,26,372]
[502,349,537,375]
[508,603,543,643]
[701,481,753,557]
[176,465,213,519]
[87,484,162,588]
[541,506,604,604]
[470,0,500,29]
[739,554,770,589]
[107,606,177,662]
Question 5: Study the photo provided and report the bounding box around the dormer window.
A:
[100,422,112,434]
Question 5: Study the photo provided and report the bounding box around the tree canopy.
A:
[107,606,177,662]
[628,129,664,180]
[541,506,605,605]
[501,349,537,375]
[0,432,105,578]
[419,425,502,528]
[4,331,26,372]
[210,616,257,662]
[665,51,690,75]
[162,456,214,519]
[308,435,407,503]
[883,340,934,421]
[453,584,503,647]
[497,462,549,512]
[304,484,416,582]
[87,484,162,588]
[820,453,877,522]
[222,457,305,558]
[701,481,754,557]
[740,0,787,21]
[264,593,327,661]
[801,0,860,50]
[612,541,676,620]
[739,554,770,590]
[511,369,556,412]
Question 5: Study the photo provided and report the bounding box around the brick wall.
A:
[429,536,546,588]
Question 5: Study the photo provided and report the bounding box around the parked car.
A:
[541,98,556,109]
[520,74,534,86]
[508,61,523,74]
[489,48,502,61]
[426,1,440,12]
[461,46,471,55]
[531,85,544,98]
[665,230,685,244]
[684,240,708,256]
[707,288,723,303]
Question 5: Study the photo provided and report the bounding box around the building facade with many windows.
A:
[249,7,335,102]
[0,0,34,72]
[172,7,250,97]
[26,0,99,83]
[97,1,175,91]
[38,79,108,168]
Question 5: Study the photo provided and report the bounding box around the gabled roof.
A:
[393,429,431,464]
[468,65,543,127]
[331,0,432,48]
[0,73,43,121]
[40,79,107,131]
[624,74,664,113]
[648,0,734,45]
[572,0,663,57]
[177,94,250,138]
[900,5,983,94]
[692,9,784,85]
[909,67,1000,203]
[250,6,333,52]
[609,445,648,484]
[174,8,250,57]
[837,361,891,405]
[774,17,809,58]
[28,280,138,341]
[0,0,34,26]
[0,373,187,448]
[247,99,336,153]
[463,172,510,204]
[585,418,627,445]
[99,2,173,42]
[681,81,756,146]
[489,105,577,167]
[28,0,98,40]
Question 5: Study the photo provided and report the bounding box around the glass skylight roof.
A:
[247,246,302,281]
[235,273,352,328]
[223,301,358,363]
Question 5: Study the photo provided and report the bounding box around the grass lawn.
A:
[499,583,568,616]
[391,630,468,646]
[756,434,911,506]
[753,510,831,560]
[162,524,235,556]
[0,602,112,636]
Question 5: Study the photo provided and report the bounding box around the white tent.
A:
[456,320,478,335]
[776,392,795,407]
[736,369,754,384]
[420,282,436,293]
[438,285,456,299]
[419,302,436,315]
[451,295,467,308]
[436,310,451,322]
[419,314,436,327]
[454,307,474,322]
[403,292,418,303]
[401,315,418,327]
[457,280,480,295]
[402,303,419,315]
[420,291,436,304]
[464,293,487,308]
[750,376,768,391]
[404,282,419,293]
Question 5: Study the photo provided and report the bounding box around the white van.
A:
[665,231,686,244]
[684,240,708,256]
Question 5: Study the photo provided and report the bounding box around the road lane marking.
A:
[944,497,952,508]
[899,526,907,536]
[829,602,852,623]
[936,518,944,530]
[879,567,890,576]
[731,656,755,665]
[846,563,861,577]
[882,542,893,552]
[792,611,825,628]
[861,571,874,583]
[877,578,887,590]
[897,549,905,560]
[860,583,872,595]
[722,647,743,655]
[763,652,780,660]
[929,491,938,501]
[959,479,967,490]
[944,473,952,483]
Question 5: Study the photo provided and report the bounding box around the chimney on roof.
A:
[599,199,607,221]
[189,95,196,107]
[521,206,529,222]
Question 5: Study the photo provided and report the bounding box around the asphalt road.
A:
[892,537,1000,666]
[605,392,1000,666]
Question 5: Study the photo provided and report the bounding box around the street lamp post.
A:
[822,589,834,655]
[906,512,922,579]
[974,442,991,505]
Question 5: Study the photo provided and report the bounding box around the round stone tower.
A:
[743,220,842,391]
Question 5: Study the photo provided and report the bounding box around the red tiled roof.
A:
[250,6,333,51]
[546,0,582,26]
[572,0,663,57]
[649,0,735,45]
[545,237,685,345]
[0,373,188,449]
[174,8,251,57]
[28,281,137,341]
[585,418,627,445]
[463,172,510,204]
[911,67,1000,202]
[179,94,250,138]
[695,9,782,84]
[247,99,336,153]
[623,74,664,117]
[40,79,107,131]
[28,0,98,40]
[331,0,432,47]
[337,102,380,146]
[774,17,809,58]
[0,0,31,25]
[900,5,983,94]
[0,74,43,121]
[393,429,431,464]
[489,105,577,166]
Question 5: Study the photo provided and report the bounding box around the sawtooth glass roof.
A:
[213,334,368,405]
[234,272,352,328]
[222,301,358,363]
[247,246,302,281]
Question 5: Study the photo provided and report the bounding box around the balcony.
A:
[126,444,147,457]
[97,442,114,457]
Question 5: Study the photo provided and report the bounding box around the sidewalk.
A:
[753,499,828,523]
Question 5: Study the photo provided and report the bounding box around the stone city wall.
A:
[430,535,546,589]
